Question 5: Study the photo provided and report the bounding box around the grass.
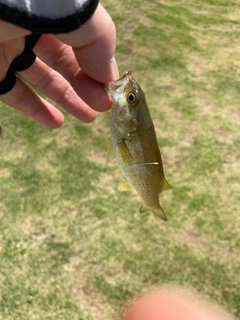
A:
[1,0,240,319]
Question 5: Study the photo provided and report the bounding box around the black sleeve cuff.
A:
[0,0,99,34]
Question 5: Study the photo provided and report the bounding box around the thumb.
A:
[56,3,119,84]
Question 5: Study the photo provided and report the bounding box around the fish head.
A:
[104,72,151,137]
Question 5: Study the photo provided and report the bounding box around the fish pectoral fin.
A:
[118,178,132,192]
[139,204,167,221]
[106,142,115,164]
[117,140,134,163]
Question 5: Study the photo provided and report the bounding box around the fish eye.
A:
[127,92,138,105]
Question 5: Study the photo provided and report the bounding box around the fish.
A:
[104,71,172,221]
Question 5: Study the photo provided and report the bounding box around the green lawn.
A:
[1,0,240,319]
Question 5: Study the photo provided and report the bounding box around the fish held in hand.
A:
[104,72,172,221]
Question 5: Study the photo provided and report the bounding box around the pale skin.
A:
[122,288,235,320]
[0,3,119,128]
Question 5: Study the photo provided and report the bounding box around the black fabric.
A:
[0,69,16,95]
[0,34,41,94]
[0,0,99,95]
[0,0,99,33]
[10,47,36,71]
[9,33,41,72]
[25,33,42,48]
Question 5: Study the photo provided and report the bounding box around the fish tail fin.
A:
[152,206,167,221]
[139,204,167,221]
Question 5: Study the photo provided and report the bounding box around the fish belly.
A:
[119,160,162,208]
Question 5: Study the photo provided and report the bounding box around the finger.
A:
[123,289,233,320]
[0,36,26,81]
[56,3,119,83]
[34,34,113,112]
[0,21,30,42]
[0,77,64,129]
[33,34,79,82]
[16,57,97,122]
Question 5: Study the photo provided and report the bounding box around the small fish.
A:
[104,71,172,221]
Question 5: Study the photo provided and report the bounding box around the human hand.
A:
[0,3,118,128]
[122,288,234,320]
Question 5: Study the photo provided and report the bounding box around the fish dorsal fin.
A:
[119,178,132,192]
[106,142,115,164]
[161,178,173,192]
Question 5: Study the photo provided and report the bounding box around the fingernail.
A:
[110,56,119,80]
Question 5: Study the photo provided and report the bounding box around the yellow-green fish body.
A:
[104,72,172,221]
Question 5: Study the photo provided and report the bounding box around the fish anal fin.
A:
[106,142,115,164]
[139,205,148,213]
[119,178,132,192]
[139,204,167,221]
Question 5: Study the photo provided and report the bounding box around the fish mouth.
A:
[104,71,132,101]
[115,71,132,82]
